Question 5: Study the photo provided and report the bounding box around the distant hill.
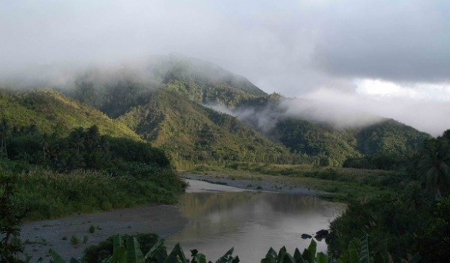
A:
[270,117,429,165]
[0,89,140,140]
[118,89,299,167]
[57,55,431,167]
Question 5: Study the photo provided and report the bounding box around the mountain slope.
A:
[270,117,429,165]
[118,89,299,167]
[0,89,141,140]
[63,55,431,166]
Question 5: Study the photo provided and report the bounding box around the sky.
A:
[1,0,450,135]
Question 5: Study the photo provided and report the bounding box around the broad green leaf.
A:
[347,241,359,263]
[110,246,127,263]
[293,248,304,263]
[193,252,207,263]
[216,247,235,263]
[316,252,328,263]
[307,239,317,261]
[359,235,370,263]
[48,248,66,263]
[302,249,310,263]
[262,247,277,263]
[278,246,287,263]
[113,234,124,251]
[144,239,165,260]
[282,252,296,263]
[126,237,145,263]
[173,243,188,263]
[163,254,179,263]
[165,243,188,263]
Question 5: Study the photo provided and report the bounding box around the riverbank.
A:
[183,173,321,195]
[184,163,401,201]
[20,173,330,261]
[21,204,189,261]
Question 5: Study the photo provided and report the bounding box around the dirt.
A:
[21,204,189,262]
[183,173,322,195]
[20,174,322,262]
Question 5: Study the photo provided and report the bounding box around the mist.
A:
[1,0,450,135]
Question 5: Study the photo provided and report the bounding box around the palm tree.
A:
[418,138,450,200]
[425,153,450,199]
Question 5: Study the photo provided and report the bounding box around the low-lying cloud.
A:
[1,0,449,135]
[207,87,450,137]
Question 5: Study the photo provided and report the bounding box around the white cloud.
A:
[355,79,450,101]
[1,0,450,134]
[297,88,450,136]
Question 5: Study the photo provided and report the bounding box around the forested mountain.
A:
[6,55,429,168]
[269,118,429,165]
[118,89,299,167]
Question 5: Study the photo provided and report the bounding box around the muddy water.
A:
[166,180,343,262]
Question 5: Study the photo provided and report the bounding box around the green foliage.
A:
[81,234,238,263]
[0,174,29,263]
[0,124,184,220]
[415,134,450,199]
[272,118,429,167]
[83,233,164,263]
[0,89,141,140]
[118,89,300,168]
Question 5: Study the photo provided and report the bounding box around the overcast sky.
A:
[1,0,449,135]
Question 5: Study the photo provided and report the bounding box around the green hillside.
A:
[0,89,141,140]
[63,55,431,167]
[270,117,429,165]
[151,55,267,97]
[119,89,299,168]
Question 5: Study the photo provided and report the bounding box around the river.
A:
[20,178,342,261]
[165,179,343,262]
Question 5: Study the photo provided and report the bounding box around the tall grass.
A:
[4,168,180,220]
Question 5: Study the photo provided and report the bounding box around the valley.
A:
[0,55,448,262]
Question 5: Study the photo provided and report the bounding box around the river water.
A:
[165,179,343,262]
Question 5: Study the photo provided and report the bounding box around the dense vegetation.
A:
[0,56,445,262]
[0,89,140,140]
[61,55,430,168]
[327,130,450,262]
[118,89,301,168]
[0,122,185,220]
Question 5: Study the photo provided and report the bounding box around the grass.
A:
[2,165,181,221]
[70,235,79,246]
[189,163,406,202]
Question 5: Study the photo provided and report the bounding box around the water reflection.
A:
[166,189,342,262]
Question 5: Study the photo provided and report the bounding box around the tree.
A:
[0,118,10,158]
[417,134,450,199]
[0,175,28,263]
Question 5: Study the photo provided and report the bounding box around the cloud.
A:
[299,88,450,136]
[2,1,449,92]
[312,0,450,83]
[1,0,449,134]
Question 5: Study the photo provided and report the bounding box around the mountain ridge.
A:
[1,55,432,168]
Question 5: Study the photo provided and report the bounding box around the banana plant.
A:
[260,239,329,263]
[48,234,238,263]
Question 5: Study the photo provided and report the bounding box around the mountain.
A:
[60,55,431,167]
[270,118,429,165]
[0,89,140,140]
[117,89,298,167]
